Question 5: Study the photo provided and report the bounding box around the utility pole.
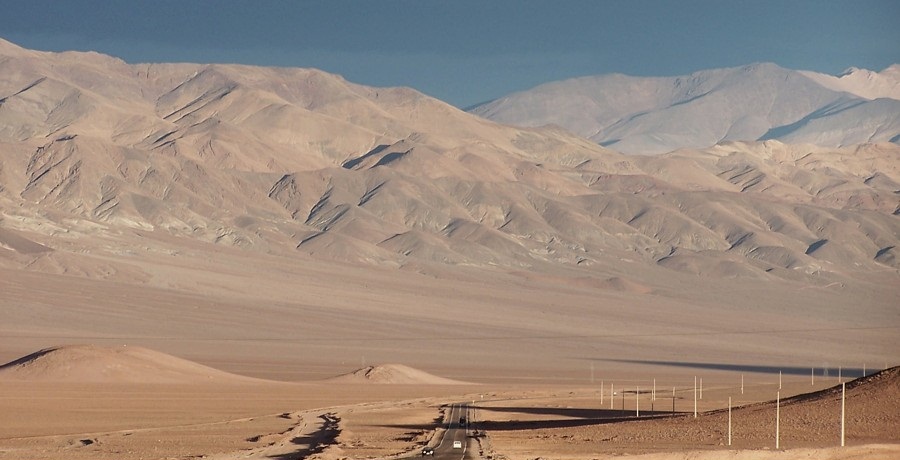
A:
[728,396,732,446]
[841,382,846,447]
[610,383,614,410]
[693,376,698,418]
[636,386,640,417]
[776,391,781,449]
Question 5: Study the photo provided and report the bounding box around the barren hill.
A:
[327,364,469,385]
[483,368,900,459]
[707,366,900,445]
[0,345,270,384]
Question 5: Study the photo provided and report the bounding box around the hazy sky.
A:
[1,0,898,107]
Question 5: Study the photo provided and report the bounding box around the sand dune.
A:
[0,227,52,254]
[0,345,271,384]
[327,364,470,385]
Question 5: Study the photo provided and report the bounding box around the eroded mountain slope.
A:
[0,39,898,290]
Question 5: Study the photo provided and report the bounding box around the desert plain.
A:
[1,244,897,460]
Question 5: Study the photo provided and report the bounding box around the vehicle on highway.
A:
[453,440,463,449]
[421,447,434,456]
[459,416,466,424]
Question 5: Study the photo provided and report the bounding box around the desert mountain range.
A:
[0,38,898,379]
[1,39,897,279]
[469,63,900,154]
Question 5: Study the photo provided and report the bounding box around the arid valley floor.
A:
[1,250,898,459]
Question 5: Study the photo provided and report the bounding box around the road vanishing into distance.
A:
[418,403,474,460]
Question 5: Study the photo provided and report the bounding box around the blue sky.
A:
[1,0,898,107]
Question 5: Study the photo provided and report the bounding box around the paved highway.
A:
[419,403,472,460]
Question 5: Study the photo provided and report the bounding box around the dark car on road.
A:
[421,447,434,456]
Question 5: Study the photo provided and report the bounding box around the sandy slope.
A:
[327,364,471,385]
[481,368,900,459]
[0,345,271,384]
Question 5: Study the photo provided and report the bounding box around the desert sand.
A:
[1,349,898,459]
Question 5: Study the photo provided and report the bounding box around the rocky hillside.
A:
[1,39,898,289]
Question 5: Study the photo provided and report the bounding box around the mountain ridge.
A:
[1,40,898,293]
[469,62,900,154]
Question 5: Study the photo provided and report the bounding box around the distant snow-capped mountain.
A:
[468,63,900,154]
[799,64,900,101]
